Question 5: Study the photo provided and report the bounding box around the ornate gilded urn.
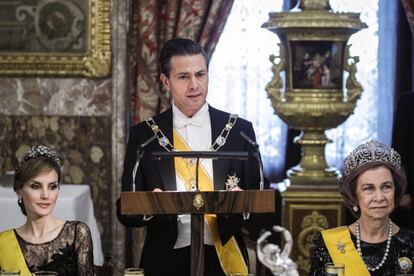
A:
[262,0,367,185]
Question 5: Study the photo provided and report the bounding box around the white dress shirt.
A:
[172,102,214,248]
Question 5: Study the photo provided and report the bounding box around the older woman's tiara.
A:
[342,140,401,177]
[16,145,62,170]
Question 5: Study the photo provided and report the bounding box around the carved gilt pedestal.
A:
[281,185,344,274]
[262,0,367,274]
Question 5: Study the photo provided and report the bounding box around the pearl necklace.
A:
[355,218,393,271]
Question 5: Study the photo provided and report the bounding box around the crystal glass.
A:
[124,268,144,275]
[0,270,20,276]
[325,263,344,276]
[32,272,58,276]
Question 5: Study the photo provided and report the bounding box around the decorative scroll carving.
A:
[344,45,363,102]
[297,211,329,272]
[266,43,286,110]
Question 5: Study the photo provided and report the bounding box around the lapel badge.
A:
[398,257,413,274]
[336,242,346,254]
[225,174,240,191]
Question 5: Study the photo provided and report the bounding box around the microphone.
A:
[139,134,157,149]
[240,131,258,148]
[240,131,265,190]
[132,135,157,191]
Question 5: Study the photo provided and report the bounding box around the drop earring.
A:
[18,196,22,204]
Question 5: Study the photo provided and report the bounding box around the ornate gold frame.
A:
[0,0,112,77]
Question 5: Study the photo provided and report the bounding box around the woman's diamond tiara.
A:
[16,145,62,170]
[342,140,401,177]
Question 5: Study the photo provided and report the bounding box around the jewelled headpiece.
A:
[16,145,62,170]
[342,140,401,177]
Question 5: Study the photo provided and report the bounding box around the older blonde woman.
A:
[310,140,414,275]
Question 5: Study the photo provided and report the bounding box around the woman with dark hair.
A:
[309,140,414,275]
[0,145,94,275]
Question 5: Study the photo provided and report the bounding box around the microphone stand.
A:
[131,135,157,192]
[254,147,265,191]
[131,149,145,192]
[240,131,265,190]
[152,151,249,192]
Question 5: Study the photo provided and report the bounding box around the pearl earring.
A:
[18,197,22,204]
[353,205,359,212]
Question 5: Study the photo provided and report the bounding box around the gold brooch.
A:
[193,194,204,210]
[398,257,413,274]
[336,242,346,254]
[225,174,240,191]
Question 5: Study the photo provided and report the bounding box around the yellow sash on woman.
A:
[173,129,248,275]
[321,226,370,276]
[0,229,32,276]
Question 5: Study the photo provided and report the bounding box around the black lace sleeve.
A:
[74,222,94,276]
[309,232,332,276]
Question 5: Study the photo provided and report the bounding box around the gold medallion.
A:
[398,256,413,274]
[193,194,204,210]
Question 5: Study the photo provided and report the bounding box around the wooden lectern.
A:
[121,189,275,276]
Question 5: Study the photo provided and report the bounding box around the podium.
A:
[121,190,275,276]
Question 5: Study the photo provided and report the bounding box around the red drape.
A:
[131,0,234,124]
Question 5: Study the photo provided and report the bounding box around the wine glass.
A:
[32,272,58,276]
[0,270,20,276]
[325,263,344,276]
[124,268,144,275]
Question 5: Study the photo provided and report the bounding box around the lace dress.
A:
[15,221,94,276]
[309,228,414,276]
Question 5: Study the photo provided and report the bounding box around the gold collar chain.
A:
[145,114,238,152]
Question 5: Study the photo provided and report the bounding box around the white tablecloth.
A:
[0,184,104,265]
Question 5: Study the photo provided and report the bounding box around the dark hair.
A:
[14,157,62,216]
[339,162,407,218]
[159,37,208,77]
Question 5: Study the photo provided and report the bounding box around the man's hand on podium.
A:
[142,188,163,221]
[224,186,249,219]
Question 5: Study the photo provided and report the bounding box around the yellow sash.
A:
[0,229,32,276]
[173,129,248,275]
[321,226,370,276]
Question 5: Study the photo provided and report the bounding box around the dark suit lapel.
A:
[210,106,230,190]
[155,106,230,191]
[154,108,177,191]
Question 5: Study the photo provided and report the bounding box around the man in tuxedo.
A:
[117,37,261,275]
[392,91,414,230]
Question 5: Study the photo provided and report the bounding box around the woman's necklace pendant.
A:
[355,218,392,272]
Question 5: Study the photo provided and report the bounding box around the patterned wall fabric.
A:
[1,115,112,250]
[131,0,234,123]
[0,116,5,170]
[401,0,414,34]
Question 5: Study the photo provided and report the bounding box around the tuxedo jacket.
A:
[116,105,261,269]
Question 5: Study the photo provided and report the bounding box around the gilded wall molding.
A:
[0,0,112,77]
